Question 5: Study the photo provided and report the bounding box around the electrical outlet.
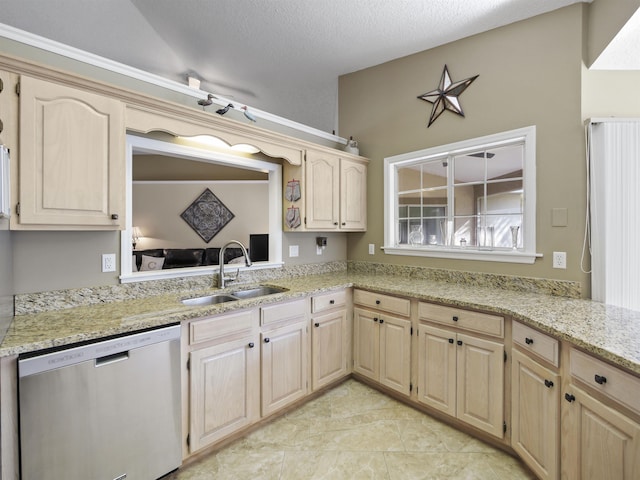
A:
[368,243,375,255]
[102,253,116,272]
[552,251,566,269]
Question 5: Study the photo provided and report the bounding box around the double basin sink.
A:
[181,285,288,306]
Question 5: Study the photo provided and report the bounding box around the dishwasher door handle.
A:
[95,351,129,367]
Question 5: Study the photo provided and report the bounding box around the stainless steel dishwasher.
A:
[18,324,182,480]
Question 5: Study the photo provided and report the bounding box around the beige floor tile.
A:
[173,379,534,480]
[280,451,390,480]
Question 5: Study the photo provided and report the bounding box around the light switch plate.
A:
[368,244,375,255]
[289,245,299,257]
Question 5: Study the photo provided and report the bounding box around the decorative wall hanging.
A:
[286,205,301,229]
[285,179,301,202]
[180,188,235,243]
[417,65,478,127]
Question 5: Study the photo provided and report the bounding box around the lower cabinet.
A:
[562,385,640,480]
[261,319,309,416]
[511,348,560,480]
[417,324,505,438]
[189,334,260,452]
[353,306,411,395]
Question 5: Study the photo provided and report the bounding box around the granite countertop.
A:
[2,272,639,375]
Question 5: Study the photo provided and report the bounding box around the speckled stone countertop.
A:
[2,270,639,376]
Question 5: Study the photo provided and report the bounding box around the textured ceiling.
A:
[0,0,594,132]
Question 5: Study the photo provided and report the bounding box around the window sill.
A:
[382,246,542,264]
[120,261,284,284]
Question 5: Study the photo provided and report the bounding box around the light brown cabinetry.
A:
[185,309,259,454]
[260,299,309,416]
[283,149,367,232]
[17,75,125,229]
[562,348,640,480]
[511,348,560,480]
[310,290,350,391]
[417,303,505,438]
[353,290,411,395]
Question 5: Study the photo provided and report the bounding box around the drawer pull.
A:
[448,338,454,344]
[248,342,255,348]
[457,340,463,346]
[329,299,335,304]
[525,337,534,345]
[544,379,554,388]
[375,300,381,305]
[565,393,576,403]
[379,318,384,324]
[264,338,270,343]
[452,316,459,322]
[314,322,320,327]
[373,317,379,323]
[111,213,119,220]
[594,374,607,385]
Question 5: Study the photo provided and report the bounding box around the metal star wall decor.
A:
[417,65,478,127]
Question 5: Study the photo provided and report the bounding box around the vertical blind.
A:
[589,120,640,311]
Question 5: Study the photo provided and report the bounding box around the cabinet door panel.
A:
[456,333,504,438]
[353,308,379,381]
[19,76,124,228]
[511,349,559,480]
[305,154,339,229]
[417,325,456,416]
[189,336,259,452]
[340,158,367,230]
[261,321,308,416]
[563,386,640,480]
[379,315,411,395]
[311,310,348,390]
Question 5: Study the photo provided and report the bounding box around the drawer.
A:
[513,321,560,367]
[570,348,640,416]
[311,289,347,314]
[261,298,308,327]
[418,302,504,338]
[353,289,410,317]
[190,309,256,345]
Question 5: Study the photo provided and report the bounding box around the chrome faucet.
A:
[218,240,252,288]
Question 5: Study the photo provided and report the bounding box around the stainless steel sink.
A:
[230,286,289,299]
[181,294,238,306]
[181,286,288,306]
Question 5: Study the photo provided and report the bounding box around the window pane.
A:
[453,153,485,184]
[420,160,448,189]
[486,144,523,181]
[397,165,422,192]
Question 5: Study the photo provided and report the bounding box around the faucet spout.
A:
[218,240,252,288]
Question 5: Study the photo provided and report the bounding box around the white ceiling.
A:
[0,0,609,132]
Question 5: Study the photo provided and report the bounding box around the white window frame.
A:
[383,126,540,264]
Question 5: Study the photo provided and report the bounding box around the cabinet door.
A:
[353,307,379,381]
[189,336,259,452]
[563,386,640,480]
[417,324,457,416]
[511,349,560,480]
[456,333,504,438]
[379,313,411,395]
[311,309,348,390]
[340,158,367,230]
[261,321,309,416]
[305,151,339,230]
[19,76,125,228]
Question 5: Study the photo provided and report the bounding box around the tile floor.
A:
[168,379,536,479]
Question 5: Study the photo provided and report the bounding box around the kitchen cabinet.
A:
[511,321,560,480]
[353,290,411,395]
[260,299,310,416]
[417,303,505,438]
[562,348,640,480]
[16,75,125,229]
[283,148,367,232]
[185,309,260,454]
[511,348,560,480]
[310,289,350,391]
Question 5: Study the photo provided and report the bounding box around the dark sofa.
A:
[133,247,246,271]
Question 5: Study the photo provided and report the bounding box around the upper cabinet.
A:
[284,149,367,232]
[15,76,125,229]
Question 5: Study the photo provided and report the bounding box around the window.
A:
[384,126,539,263]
